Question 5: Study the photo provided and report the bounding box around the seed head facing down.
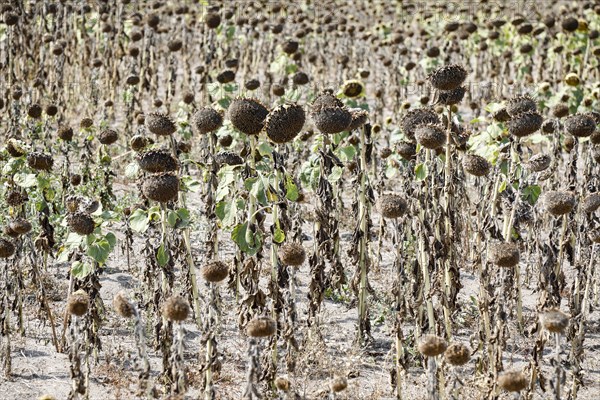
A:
[488,242,520,268]
[543,191,576,216]
[192,107,223,134]
[311,91,344,111]
[201,260,229,283]
[414,124,446,149]
[541,309,569,334]
[564,114,596,138]
[444,343,471,366]
[0,238,16,258]
[246,316,276,338]
[492,108,511,122]
[508,111,543,137]
[227,97,269,135]
[378,194,408,219]
[67,212,95,236]
[67,290,90,317]
[214,151,244,166]
[27,152,54,171]
[418,334,448,357]
[396,142,417,160]
[130,135,149,151]
[401,108,440,142]
[506,94,537,117]
[142,173,179,203]
[498,371,528,392]
[347,109,369,131]
[145,113,177,136]
[98,129,118,145]
[279,243,306,266]
[266,104,306,143]
[437,86,467,106]
[162,295,190,322]
[428,64,468,91]
[312,106,352,134]
[275,376,290,392]
[9,218,32,235]
[527,154,551,172]
[329,376,348,393]
[58,126,74,141]
[137,150,179,173]
[462,154,491,176]
[113,292,136,319]
[581,193,600,214]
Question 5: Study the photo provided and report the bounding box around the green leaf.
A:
[65,232,85,248]
[87,239,111,264]
[216,165,237,201]
[14,173,38,188]
[273,228,285,244]
[258,142,273,156]
[328,166,343,183]
[167,210,179,228]
[2,158,24,175]
[245,176,268,206]
[498,180,508,193]
[522,185,542,205]
[415,163,428,181]
[284,175,299,202]
[71,261,93,279]
[181,176,202,193]
[104,232,117,249]
[216,200,238,227]
[175,208,191,228]
[231,222,262,255]
[338,145,357,162]
[129,209,149,233]
[156,244,170,267]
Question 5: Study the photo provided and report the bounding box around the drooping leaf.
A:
[415,163,428,181]
[129,209,149,233]
[71,261,93,279]
[284,174,299,202]
[156,244,170,267]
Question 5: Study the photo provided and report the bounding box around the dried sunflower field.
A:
[0,1,600,399]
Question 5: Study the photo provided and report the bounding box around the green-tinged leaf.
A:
[245,176,268,206]
[167,210,178,227]
[216,200,239,227]
[284,175,299,202]
[65,232,84,248]
[231,222,262,255]
[258,142,273,156]
[285,63,298,74]
[14,173,38,188]
[87,239,111,264]
[217,98,231,109]
[71,261,93,279]
[156,244,170,267]
[37,175,50,189]
[207,82,221,98]
[175,208,191,228]
[498,180,508,193]
[125,162,139,179]
[105,232,117,248]
[328,166,343,183]
[216,165,237,201]
[415,163,428,181]
[273,227,285,244]
[338,145,356,162]
[2,158,24,175]
[129,209,149,233]
[522,185,542,205]
[181,176,202,193]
